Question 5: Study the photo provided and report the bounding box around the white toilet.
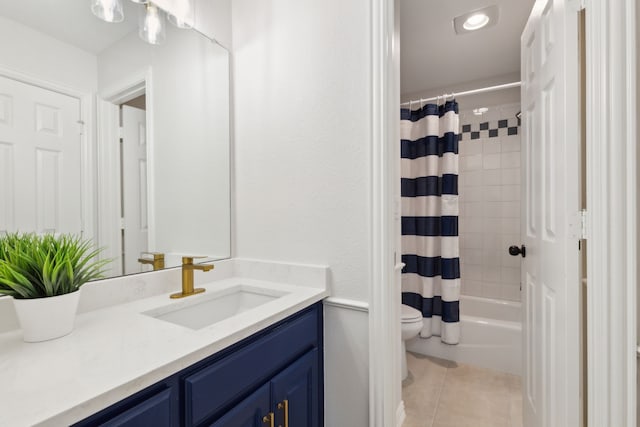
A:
[401,304,423,380]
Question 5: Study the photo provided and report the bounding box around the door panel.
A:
[122,105,148,274]
[0,74,82,235]
[271,349,319,427]
[209,383,271,427]
[521,0,581,426]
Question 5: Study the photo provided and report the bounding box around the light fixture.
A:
[91,0,124,23]
[473,107,489,116]
[453,5,499,35]
[139,3,166,45]
[463,13,490,31]
[129,0,148,3]
[167,0,194,29]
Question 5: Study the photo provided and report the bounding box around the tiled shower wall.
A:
[458,103,522,302]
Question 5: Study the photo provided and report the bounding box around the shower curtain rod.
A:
[400,81,522,107]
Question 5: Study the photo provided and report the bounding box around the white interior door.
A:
[121,105,149,274]
[0,74,82,235]
[520,0,581,426]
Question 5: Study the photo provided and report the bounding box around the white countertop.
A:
[0,259,329,427]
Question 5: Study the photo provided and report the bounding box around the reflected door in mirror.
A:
[0,75,82,235]
[122,105,149,274]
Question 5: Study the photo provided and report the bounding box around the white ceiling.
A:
[0,0,138,54]
[400,0,535,98]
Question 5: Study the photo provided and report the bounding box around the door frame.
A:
[370,0,638,426]
[0,65,95,241]
[97,68,154,277]
[585,0,637,425]
[369,0,402,426]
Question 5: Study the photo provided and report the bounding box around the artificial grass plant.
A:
[0,233,109,299]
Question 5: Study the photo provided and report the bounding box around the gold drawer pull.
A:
[262,412,274,427]
[277,399,289,427]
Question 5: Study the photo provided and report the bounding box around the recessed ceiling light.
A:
[454,5,499,35]
[463,13,490,31]
[473,107,489,116]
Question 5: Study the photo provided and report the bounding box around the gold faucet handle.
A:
[181,255,209,265]
[141,252,165,261]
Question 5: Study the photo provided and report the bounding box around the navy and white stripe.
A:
[401,100,461,345]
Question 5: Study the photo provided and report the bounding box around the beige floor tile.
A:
[402,354,523,427]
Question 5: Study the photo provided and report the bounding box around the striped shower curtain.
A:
[400,100,461,345]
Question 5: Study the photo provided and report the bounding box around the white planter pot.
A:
[12,290,81,342]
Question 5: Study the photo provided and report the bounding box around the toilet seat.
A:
[401,304,422,323]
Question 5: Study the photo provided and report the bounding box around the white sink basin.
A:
[143,285,289,330]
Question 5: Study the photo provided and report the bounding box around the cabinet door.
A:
[209,383,271,427]
[99,388,172,427]
[271,349,319,427]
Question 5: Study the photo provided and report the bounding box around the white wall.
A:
[153,0,232,48]
[0,16,97,93]
[458,102,522,301]
[98,25,231,260]
[231,0,373,424]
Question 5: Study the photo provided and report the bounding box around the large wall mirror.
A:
[0,1,230,279]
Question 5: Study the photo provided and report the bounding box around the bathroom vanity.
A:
[0,259,328,426]
[74,303,323,427]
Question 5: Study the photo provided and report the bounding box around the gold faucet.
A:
[170,256,214,299]
[138,252,165,271]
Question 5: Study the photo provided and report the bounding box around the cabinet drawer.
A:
[184,309,318,426]
[99,388,172,427]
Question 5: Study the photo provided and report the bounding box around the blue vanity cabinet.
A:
[208,383,271,427]
[72,303,323,427]
[270,349,319,427]
[207,349,319,427]
[72,381,179,427]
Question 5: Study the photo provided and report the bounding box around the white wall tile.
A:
[460,217,483,233]
[484,202,502,218]
[462,264,483,279]
[460,232,483,249]
[501,168,521,185]
[482,250,502,267]
[501,152,520,168]
[461,170,483,187]
[483,153,501,170]
[461,154,483,171]
[461,279,484,297]
[460,141,483,156]
[484,218,503,234]
[483,169,501,186]
[482,282,503,299]
[501,266,521,284]
[485,186,501,201]
[501,137,521,153]
[458,103,522,302]
[483,139,501,154]
[502,285,521,302]
[501,185,521,201]
[502,218,520,234]
[500,201,520,218]
[461,248,483,265]
[483,233,502,250]
[482,265,501,282]
[501,252,521,267]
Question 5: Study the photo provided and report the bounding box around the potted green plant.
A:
[0,233,109,342]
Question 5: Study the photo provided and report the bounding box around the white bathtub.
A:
[406,295,522,375]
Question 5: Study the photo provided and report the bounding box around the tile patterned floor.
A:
[402,352,523,427]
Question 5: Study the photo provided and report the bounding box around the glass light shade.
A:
[91,0,124,23]
[463,13,490,31]
[130,0,148,3]
[167,0,194,29]
[138,3,166,45]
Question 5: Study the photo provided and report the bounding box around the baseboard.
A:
[396,400,406,426]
